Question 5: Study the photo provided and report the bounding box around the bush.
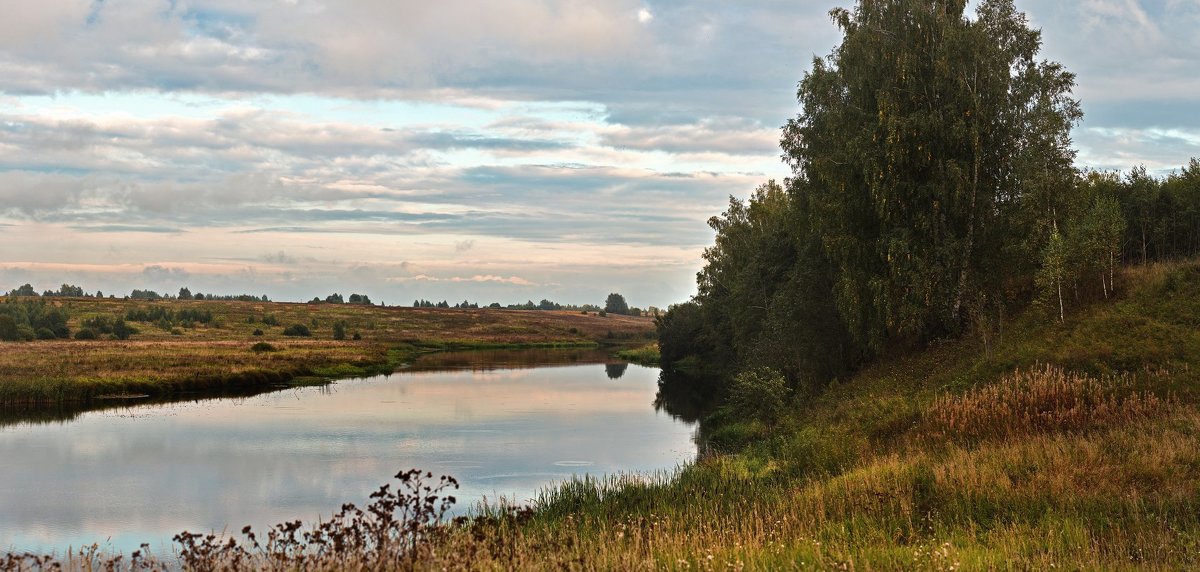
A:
[598,310,608,317]
[253,328,264,336]
[251,342,277,353]
[74,328,98,340]
[333,321,346,340]
[35,327,56,340]
[283,324,312,337]
[171,328,183,336]
[729,367,790,425]
[112,319,137,340]
[352,332,362,340]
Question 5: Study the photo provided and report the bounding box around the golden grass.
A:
[0,297,654,404]
[924,364,1171,442]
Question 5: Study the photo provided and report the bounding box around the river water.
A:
[0,350,695,555]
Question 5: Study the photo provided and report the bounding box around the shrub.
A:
[598,310,607,317]
[283,324,312,337]
[333,321,346,341]
[251,342,277,353]
[171,328,183,336]
[729,367,790,425]
[352,332,362,341]
[112,319,137,340]
[35,327,56,340]
[74,328,98,340]
[253,329,264,336]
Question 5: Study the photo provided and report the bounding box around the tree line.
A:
[658,0,1200,392]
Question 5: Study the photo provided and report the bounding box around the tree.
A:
[179,287,192,299]
[1037,227,1068,323]
[112,319,137,340]
[332,321,346,340]
[604,293,629,316]
[781,0,1081,349]
[10,284,36,297]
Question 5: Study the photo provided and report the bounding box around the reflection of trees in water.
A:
[604,362,629,379]
[653,370,723,424]
[0,387,291,429]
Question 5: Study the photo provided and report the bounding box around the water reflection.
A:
[604,363,629,379]
[0,352,695,556]
[654,369,724,424]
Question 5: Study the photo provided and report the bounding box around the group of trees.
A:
[310,293,373,305]
[0,299,70,341]
[8,284,104,298]
[659,0,1200,391]
[178,288,269,302]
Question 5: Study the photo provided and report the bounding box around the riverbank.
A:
[13,261,1200,568]
[0,298,654,405]
[507,260,1200,569]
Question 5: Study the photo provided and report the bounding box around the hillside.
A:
[0,297,654,405]
[432,260,1200,569]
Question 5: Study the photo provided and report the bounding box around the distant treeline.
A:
[4,284,270,302]
[410,293,656,317]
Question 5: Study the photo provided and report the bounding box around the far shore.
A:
[0,296,656,406]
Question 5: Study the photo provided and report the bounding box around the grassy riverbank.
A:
[9,263,1200,569]
[0,298,654,405]
[433,260,1200,569]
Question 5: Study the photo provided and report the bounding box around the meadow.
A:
[0,297,654,405]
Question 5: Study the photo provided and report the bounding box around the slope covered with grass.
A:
[457,261,1200,569]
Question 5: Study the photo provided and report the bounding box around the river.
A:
[0,349,695,556]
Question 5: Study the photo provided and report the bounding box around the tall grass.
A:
[924,364,1172,442]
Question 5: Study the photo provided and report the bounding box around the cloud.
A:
[455,240,475,253]
[405,274,535,286]
[142,265,191,283]
[261,251,297,265]
[601,117,778,155]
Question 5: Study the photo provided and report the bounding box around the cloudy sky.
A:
[2,0,1198,307]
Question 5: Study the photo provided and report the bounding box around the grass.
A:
[616,342,661,365]
[10,261,1200,569]
[0,298,655,405]
[443,259,1200,569]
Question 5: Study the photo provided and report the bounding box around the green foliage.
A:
[782,0,1080,349]
[283,324,312,337]
[333,321,347,340]
[8,284,36,297]
[252,329,264,336]
[728,367,789,425]
[111,319,137,340]
[250,342,277,353]
[74,328,98,340]
[0,299,71,340]
[604,293,629,315]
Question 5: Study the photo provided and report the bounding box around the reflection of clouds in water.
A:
[0,362,694,555]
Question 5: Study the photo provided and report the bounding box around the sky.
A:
[1,0,1198,308]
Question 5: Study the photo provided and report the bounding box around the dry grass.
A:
[0,297,654,405]
[924,364,1172,442]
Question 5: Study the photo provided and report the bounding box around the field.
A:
[0,297,655,405]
